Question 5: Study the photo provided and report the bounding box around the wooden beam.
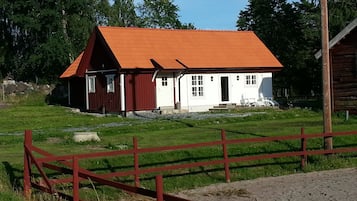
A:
[321,0,333,150]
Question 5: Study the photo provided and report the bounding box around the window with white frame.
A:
[88,76,96,93]
[106,74,115,93]
[161,77,168,86]
[245,75,257,86]
[192,75,204,96]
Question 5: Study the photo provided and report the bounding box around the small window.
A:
[192,87,197,96]
[162,77,168,86]
[251,75,257,85]
[192,75,204,97]
[245,75,257,86]
[106,74,115,93]
[88,76,96,93]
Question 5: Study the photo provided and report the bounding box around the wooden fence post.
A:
[24,130,32,199]
[300,128,307,168]
[133,137,140,187]
[155,175,164,201]
[221,129,231,183]
[73,156,79,201]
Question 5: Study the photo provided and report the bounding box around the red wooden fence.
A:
[23,129,357,201]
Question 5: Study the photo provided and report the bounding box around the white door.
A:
[156,75,174,108]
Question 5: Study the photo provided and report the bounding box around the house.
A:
[315,18,357,113]
[60,26,283,115]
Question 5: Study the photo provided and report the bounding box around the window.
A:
[106,74,115,93]
[88,76,96,93]
[192,75,203,96]
[161,77,168,86]
[245,75,257,86]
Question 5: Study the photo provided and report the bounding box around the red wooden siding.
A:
[331,28,357,113]
[125,74,156,111]
[87,31,120,113]
[88,74,120,113]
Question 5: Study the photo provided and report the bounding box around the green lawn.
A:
[0,93,357,200]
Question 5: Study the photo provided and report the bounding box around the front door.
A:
[221,77,229,101]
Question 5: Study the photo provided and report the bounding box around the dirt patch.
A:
[46,137,63,144]
[176,168,357,201]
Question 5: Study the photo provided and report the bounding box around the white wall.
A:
[156,72,273,112]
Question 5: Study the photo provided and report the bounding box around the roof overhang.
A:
[315,18,357,59]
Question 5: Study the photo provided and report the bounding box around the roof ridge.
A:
[97,26,253,33]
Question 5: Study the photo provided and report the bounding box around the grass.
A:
[0,92,357,200]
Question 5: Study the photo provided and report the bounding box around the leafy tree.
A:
[95,0,111,26]
[237,0,307,96]
[0,0,13,78]
[0,0,98,83]
[110,0,138,27]
[137,0,182,29]
[237,0,356,97]
[0,0,194,83]
[328,0,357,37]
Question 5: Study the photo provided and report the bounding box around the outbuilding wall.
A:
[331,28,357,113]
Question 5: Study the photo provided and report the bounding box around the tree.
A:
[0,0,13,78]
[0,0,98,83]
[237,0,356,98]
[237,0,307,96]
[137,0,182,29]
[110,0,138,27]
[95,0,111,26]
[328,0,357,37]
[0,0,194,83]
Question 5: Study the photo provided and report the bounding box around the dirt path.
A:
[176,168,357,201]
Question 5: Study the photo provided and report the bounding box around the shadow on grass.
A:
[1,161,22,190]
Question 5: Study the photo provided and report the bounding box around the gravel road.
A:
[177,168,357,201]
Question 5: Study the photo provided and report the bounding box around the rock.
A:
[73,132,101,142]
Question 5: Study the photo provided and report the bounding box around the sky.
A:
[132,0,248,30]
[176,0,247,30]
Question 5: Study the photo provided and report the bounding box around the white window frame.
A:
[106,74,115,93]
[88,76,96,93]
[192,75,204,97]
[245,74,257,86]
[161,77,168,86]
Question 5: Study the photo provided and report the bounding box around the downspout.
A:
[177,71,186,110]
[152,69,160,82]
[120,73,126,116]
[173,72,176,108]
[67,80,71,106]
[85,73,89,110]
[152,69,160,110]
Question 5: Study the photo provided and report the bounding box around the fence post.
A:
[133,137,140,187]
[73,156,79,201]
[24,130,32,199]
[300,128,307,168]
[155,175,164,201]
[221,129,231,183]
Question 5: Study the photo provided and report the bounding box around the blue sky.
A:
[133,0,248,30]
[176,0,247,30]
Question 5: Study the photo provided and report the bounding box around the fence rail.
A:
[24,128,357,201]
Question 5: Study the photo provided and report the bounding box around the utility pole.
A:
[321,0,333,150]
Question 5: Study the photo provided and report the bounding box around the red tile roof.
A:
[60,52,83,78]
[61,27,283,78]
